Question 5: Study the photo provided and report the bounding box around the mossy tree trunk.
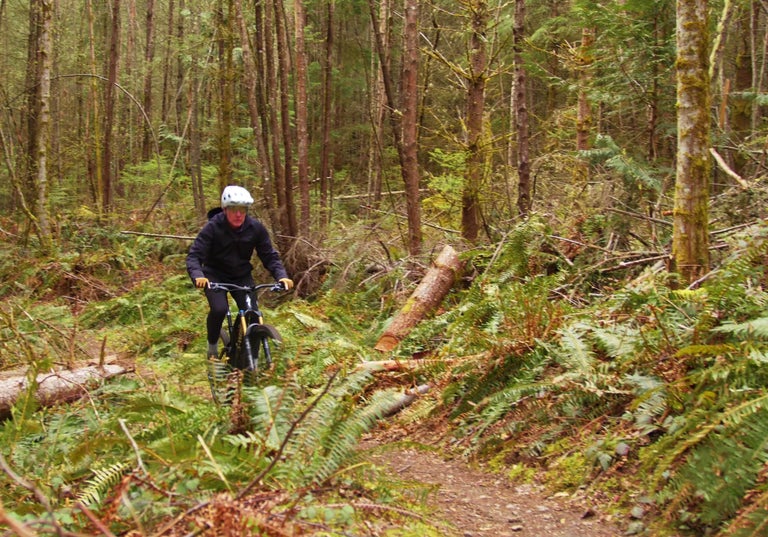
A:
[672,0,710,284]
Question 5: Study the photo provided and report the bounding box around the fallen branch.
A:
[382,384,431,417]
[710,147,751,189]
[121,230,195,240]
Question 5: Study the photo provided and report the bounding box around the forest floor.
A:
[360,424,625,537]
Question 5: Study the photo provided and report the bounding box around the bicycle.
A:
[205,281,286,404]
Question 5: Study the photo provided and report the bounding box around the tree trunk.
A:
[514,0,531,218]
[160,0,173,124]
[264,0,286,233]
[672,0,710,283]
[295,0,310,238]
[462,0,488,242]
[576,27,593,152]
[0,364,128,420]
[216,0,234,189]
[85,0,102,207]
[174,0,185,136]
[368,0,421,256]
[188,12,204,219]
[401,0,422,255]
[274,0,298,241]
[102,0,121,212]
[233,0,271,213]
[24,0,42,209]
[141,0,155,161]
[319,0,334,228]
[374,245,464,352]
[366,0,389,211]
[34,0,53,251]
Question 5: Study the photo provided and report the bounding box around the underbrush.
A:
[2,215,768,535]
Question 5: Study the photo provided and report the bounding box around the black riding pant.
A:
[204,282,255,345]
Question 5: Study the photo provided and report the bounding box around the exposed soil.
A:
[361,427,624,537]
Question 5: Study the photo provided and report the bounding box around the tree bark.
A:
[102,0,121,211]
[514,0,531,218]
[672,0,710,284]
[366,0,388,212]
[462,0,488,242]
[401,0,422,255]
[274,0,298,241]
[368,0,422,256]
[374,244,464,352]
[319,0,335,228]
[0,364,128,420]
[233,0,271,215]
[34,0,53,251]
[295,0,311,238]
[215,0,234,189]
[141,0,155,161]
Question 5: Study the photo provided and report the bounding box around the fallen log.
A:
[374,245,464,353]
[357,358,462,372]
[0,364,129,419]
[382,384,431,417]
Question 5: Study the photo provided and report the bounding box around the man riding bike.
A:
[186,185,293,359]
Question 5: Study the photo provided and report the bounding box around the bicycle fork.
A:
[240,311,257,371]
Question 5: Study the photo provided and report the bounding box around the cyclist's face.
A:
[225,206,248,228]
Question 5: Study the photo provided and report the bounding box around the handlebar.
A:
[207,282,286,293]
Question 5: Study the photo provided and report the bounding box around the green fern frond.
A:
[722,489,768,537]
[76,462,130,507]
[553,325,595,373]
[714,317,768,339]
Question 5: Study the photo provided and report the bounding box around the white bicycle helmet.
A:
[221,185,254,208]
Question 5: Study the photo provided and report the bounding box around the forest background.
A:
[3,0,768,535]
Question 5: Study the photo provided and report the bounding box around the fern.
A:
[76,462,130,507]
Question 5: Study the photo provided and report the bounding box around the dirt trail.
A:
[362,436,623,537]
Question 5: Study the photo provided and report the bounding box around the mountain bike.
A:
[206,282,286,404]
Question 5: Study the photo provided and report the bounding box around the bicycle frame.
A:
[206,282,284,403]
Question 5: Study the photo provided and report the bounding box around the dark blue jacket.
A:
[186,212,288,283]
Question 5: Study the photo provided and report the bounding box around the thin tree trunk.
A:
[672,0,710,283]
[367,0,388,210]
[175,0,185,136]
[264,0,286,233]
[368,0,421,256]
[295,0,310,238]
[188,12,204,219]
[35,0,53,250]
[24,0,42,204]
[85,0,102,207]
[141,0,155,161]
[514,0,531,218]
[233,0,271,212]
[160,0,173,124]
[401,0,422,255]
[274,0,298,241]
[576,27,593,152]
[319,0,334,228]
[102,0,121,211]
[462,0,488,242]
[216,0,234,189]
